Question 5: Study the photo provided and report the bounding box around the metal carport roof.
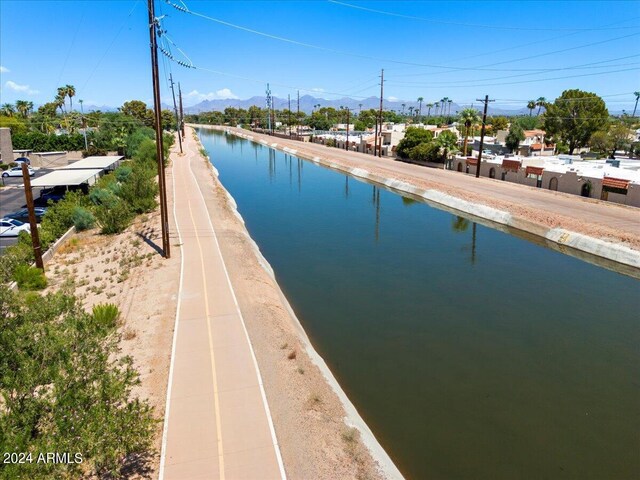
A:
[64,155,124,170]
[30,169,103,187]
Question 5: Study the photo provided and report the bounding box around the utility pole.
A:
[169,73,183,154]
[377,68,384,158]
[178,82,185,139]
[475,94,494,178]
[266,83,272,134]
[148,0,170,258]
[296,90,300,138]
[21,163,43,270]
[346,107,350,151]
[79,99,88,151]
[288,94,291,137]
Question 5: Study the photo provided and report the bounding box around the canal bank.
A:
[194,124,640,275]
[186,127,403,480]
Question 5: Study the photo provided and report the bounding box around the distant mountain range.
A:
[63,96,626,116]
[182,94,537,116]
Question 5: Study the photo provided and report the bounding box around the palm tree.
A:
[15,100,29,118]
[459,108,480,157]
[426,103,433,119]
[65,84,76,112]
[417,96,424,122]
[436,131,459,169]
[447,99,453,123]
[527,100,536,116]
[401,103,406,115]
[536,97,546,116]
[56,87,67,114]
[632,91,640,117]
[1,103,16,116]
[358,103,363,113]
[408,106,414,120]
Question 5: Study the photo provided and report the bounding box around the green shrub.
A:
[72,206,96,231]
[409,142,440,162]
[125,127,155,158]
[12,265,47,290]
[0,164,9,171]
[0,287,156,478]
[118,167,158,214]
[115,165,133,182]
[94,197,132,234]
[396,127,434,158]
[40,191,87,239]
[92,303,121,330]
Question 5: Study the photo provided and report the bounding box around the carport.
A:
[65,155,124,171]
[30,168,103,189]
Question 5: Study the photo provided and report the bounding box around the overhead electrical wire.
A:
[164,0,640,74]
[327,0,640,32]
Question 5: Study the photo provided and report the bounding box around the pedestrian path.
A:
[160,131,286,480]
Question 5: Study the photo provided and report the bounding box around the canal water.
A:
[198,129,639,480]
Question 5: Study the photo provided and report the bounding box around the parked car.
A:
[2,166,35,178]
[4,207,47,223]
[0,218,30,237]
[14,157,31,165]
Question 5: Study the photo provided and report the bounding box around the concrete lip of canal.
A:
[198,127,640,480]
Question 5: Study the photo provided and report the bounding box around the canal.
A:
[198,129,639,480]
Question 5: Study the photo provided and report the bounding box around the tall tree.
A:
[435,130,459,167]
[15,100,29,118]
[633,91,640,117]
[543,89,609,155]
[417,97,424,122]
[426,103,433,119]
[401,103,406,115]
[459,108,479,156]
[1,103,15,116]
[66,84,76,112]
[505,123,525,153]
[527,100,536,116]
[536,97,546,116]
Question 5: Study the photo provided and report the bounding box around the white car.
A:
[0,218,31,237]
[2,166,35,178]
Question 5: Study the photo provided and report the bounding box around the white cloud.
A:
[5,80,39,95]
[186,88,239,102]
[0,66,9,73]
[311,87,325,93]
[387,96,399,102]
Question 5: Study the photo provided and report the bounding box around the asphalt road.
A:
[0,168,53,253]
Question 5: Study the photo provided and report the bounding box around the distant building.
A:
[451,154,640,207]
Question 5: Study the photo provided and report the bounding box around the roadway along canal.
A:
[199,129,639,480]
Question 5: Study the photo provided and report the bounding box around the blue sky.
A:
[1,0,639,111]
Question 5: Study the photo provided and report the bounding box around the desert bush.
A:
[71,206,96,231]
[94,197,132,234]
[0,287,155,479]
[12,265,47,290]
[92,303,121,330]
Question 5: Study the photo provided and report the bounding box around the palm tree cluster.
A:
[1,100,33,118]
[55,84,76,114]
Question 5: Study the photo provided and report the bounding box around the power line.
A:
[328,1,640,32]
[164,1,639,74]
[386,67,640,89]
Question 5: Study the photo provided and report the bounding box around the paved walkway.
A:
[160,130,286,479]
[226,127,640,238]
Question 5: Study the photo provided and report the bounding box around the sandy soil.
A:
[43,184,180,478]
[187,129,388,480]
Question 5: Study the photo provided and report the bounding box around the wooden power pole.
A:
[178,82,185,139]
[169,73,183,154]
[21,163,43,270]
[377,68,384,158]
[475,94,494,178]
[148,0,170,258]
